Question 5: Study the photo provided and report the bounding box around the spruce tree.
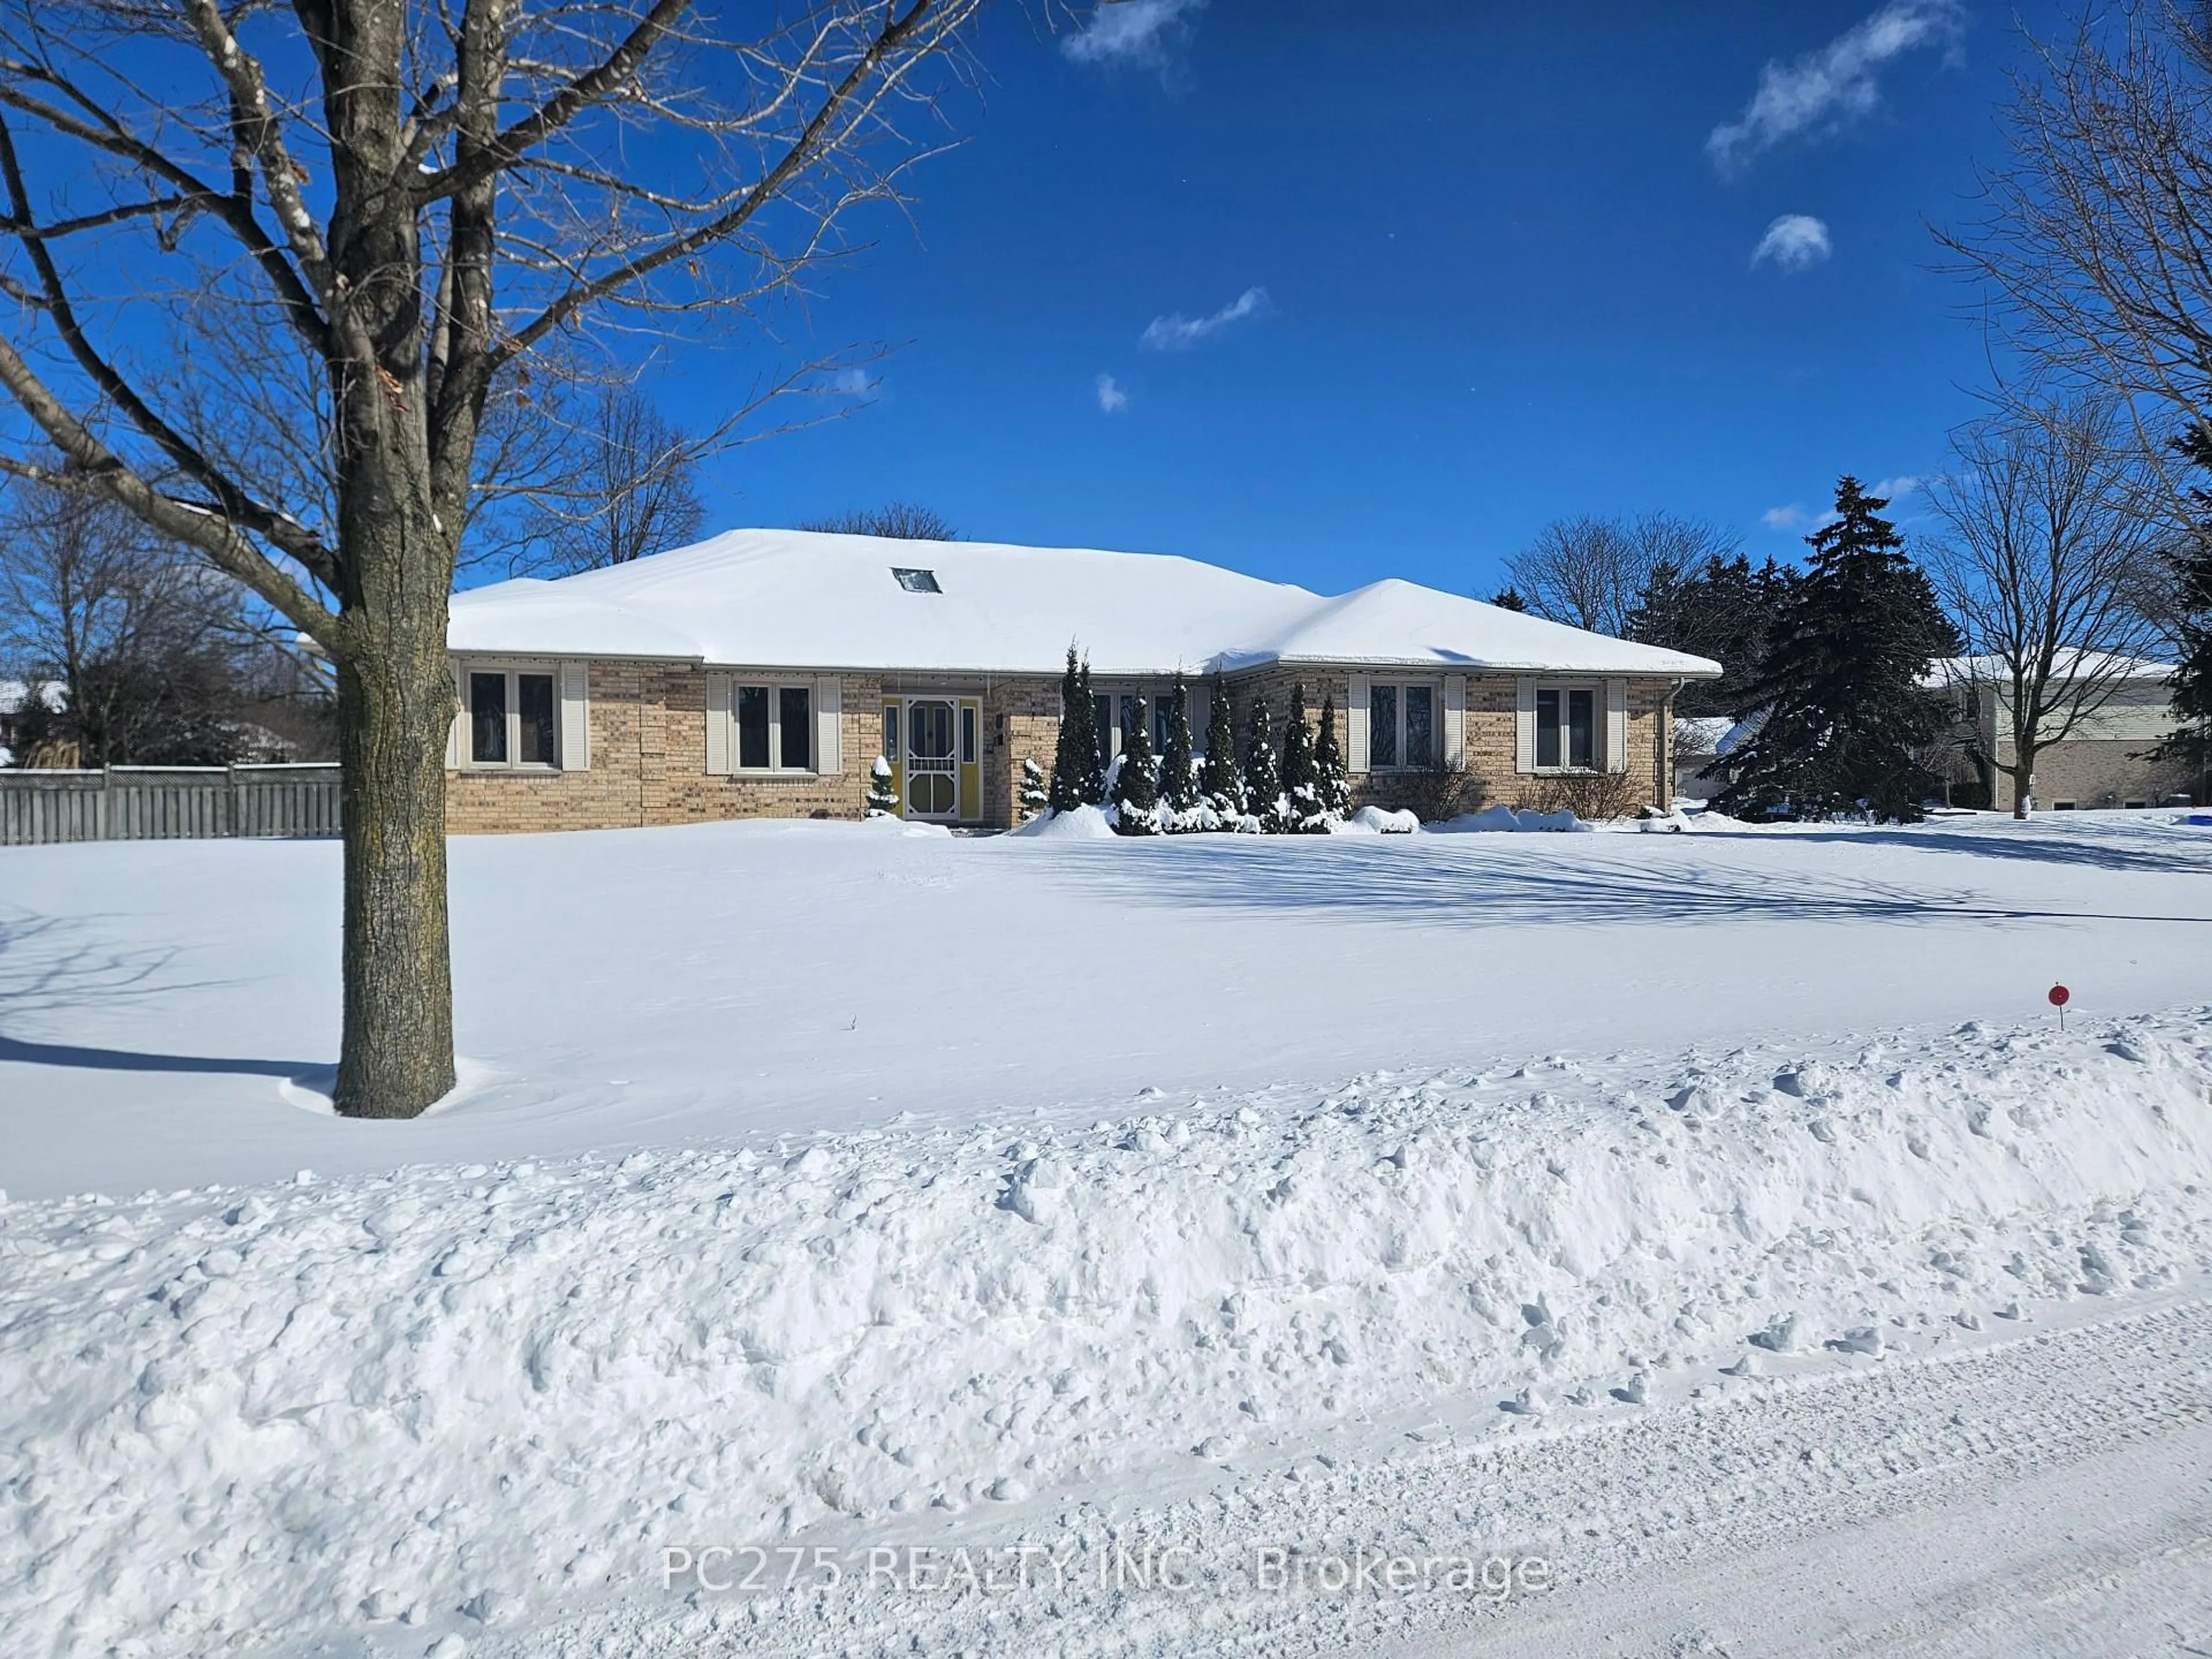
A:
[1626,553,1801,719]
[1488,586,1529,612]
[1715,478,1959,823]
[866,753,899,817]
[1111,693,1161,834]
[1158,673,1199,829]
[2157,426,2212,800]
[1281,682,1328,833]
[1017,757,1049,822]
[1244,694,1285,831]
[1315,691,1350,819]
[1048,644,1104,811]
[1200,674,1244,824]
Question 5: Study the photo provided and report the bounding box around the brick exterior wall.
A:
[1990,738,2199,812]
[1213,668,1676,817]
[446,658,1680,834]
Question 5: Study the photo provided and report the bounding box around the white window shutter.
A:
[816,675,842,774]
[446,664,464,768]
[704,672,732,775]
[1442,673,1467,771]
[1605,677,1629,774]
[1347,673,1370,773]
[558,660,590,770]
[1514,677,1536,772]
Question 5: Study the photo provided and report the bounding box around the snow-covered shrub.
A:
[1109,696,1161,835]
[1199,673,1245,827]
[1018,757,1049,822]
[1158,673,1203,832]
[1282,683,1332,835]
[866,755,898,817]
[1315,691,1350,820]
[1244,696,1287,832]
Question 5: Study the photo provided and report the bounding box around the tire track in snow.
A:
[509,1294,2212,1658]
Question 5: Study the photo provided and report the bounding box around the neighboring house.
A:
[444,531,1721,832]
[1934,654,2195,811]
[1670,715,1751,805]
[0,679,67,763]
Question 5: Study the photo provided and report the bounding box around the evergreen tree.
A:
[1111,692,1161,834]
[1281,681,1328,833]
[866,753,899,817]
[1158,673,1199,828]
[1244,693,1285,831]
[1488,586,1529,612]
[1048,644,1104,810]
[2157,426,2212,800]
[1315,691,1350,818]
[1715,478,1959,823]
[1199,673,1244,824]
[1017,757,1049,822]
[1626,554,1801,719]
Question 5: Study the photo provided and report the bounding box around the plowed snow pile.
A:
[5,1009,2211,1656]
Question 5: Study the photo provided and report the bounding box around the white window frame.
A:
[1531,682,1603,774]
[731,681,818,775]
[1365,679,1442,772]
[461,661,562,771]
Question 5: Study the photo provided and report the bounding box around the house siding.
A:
[446,658,1679,834]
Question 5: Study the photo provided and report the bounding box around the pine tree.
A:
[1111,693,1161,834]
[1488,586,1529,612]
[1158,673,1199,829]
[1244,693,1285,831]
[1315,690,1350,819]
[1017,757,1049,822]
[1715,478,1959,823]
[866,753,898,817]
[1281,682,1329,833]
[1048,644,1104,811]
[1200,673,1244,824]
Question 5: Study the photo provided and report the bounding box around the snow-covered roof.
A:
[1927,651,2173,688]
[0,679,66,715]
[447,530,1722,679]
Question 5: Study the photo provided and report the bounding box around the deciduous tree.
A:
[0,0,986,1115]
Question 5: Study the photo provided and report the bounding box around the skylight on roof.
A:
[892,567,942,593]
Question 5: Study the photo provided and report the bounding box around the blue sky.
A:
[650,0,2056,598]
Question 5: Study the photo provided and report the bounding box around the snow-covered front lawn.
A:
[3,811,2210,1657]
[5,809,2209,1198]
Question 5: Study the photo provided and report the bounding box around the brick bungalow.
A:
[443,531,1721,832]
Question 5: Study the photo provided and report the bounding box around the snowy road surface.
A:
[522,1293,2212,1658]
[2,810,2210,1654]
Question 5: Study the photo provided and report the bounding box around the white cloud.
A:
[1765,501,1846,534]
[1707,0,1963,173]
[824,366,874,396]
[1062,0,1205,69]
[1095,372,1128,413]
[1140,285,1270,351]
[1871,474,1920,499]
[1752,214,1832,271]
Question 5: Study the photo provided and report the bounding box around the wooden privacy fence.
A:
[0,764,342,846]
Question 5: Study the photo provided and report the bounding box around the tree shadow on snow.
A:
[1698,825,2212,878]
[1058,839,2212,930]
[0,910,319,1081]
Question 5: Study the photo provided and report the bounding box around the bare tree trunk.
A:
[332,502,458,1117]
[2011,748,2035,819]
